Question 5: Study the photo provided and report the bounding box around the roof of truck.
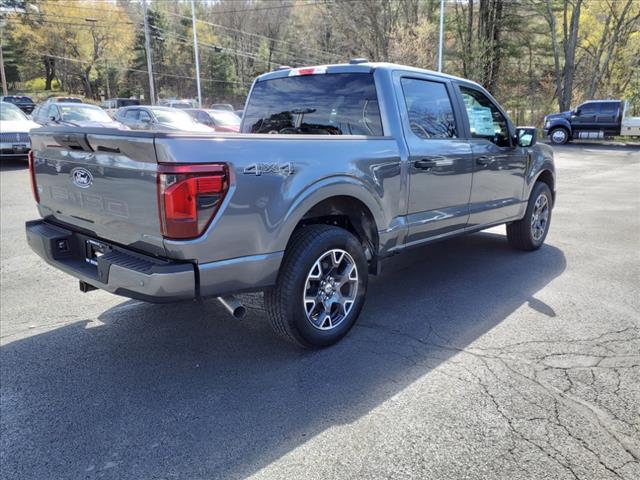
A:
[255,61,481,87]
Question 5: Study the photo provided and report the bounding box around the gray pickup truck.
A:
[26,61,555,347]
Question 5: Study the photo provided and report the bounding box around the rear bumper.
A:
[0,141,30,157]
[26,220,196,302]
[25,219,283,302]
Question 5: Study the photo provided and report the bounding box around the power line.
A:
[31,52,250,86]
[163,10,340,60]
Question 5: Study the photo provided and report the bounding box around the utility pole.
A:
[191,0,202,108]
[142,0,156,105]
[437,0,445,72]
[0,40,8,96]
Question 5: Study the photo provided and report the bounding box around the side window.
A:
[600,103,617,114]
[401,78,457,139]
[47,105,58,119]
[124,109,140,121]
[460,86,510,147]
[580,103,598,115]
[139,110,152,122]
[198,111,210,123]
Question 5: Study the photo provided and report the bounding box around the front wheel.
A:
[506,182,553,251]
[265,225,368,348]
[549,127,570,145]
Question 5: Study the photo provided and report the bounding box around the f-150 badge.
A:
[243,162,294,176]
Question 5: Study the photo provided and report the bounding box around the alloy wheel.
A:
[303,249,359,330]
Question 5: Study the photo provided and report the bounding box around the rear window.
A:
[242,73,383,136]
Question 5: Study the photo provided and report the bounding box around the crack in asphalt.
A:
[354,322,640,479]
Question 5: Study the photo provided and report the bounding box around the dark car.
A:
[185,108,241,132]
[32,102,124,128]
[543,99,628,144]
[0,95,36,114]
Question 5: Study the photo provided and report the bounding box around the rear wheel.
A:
[265,225,368,348]
[506,182,553,251]
[549,127,569,145]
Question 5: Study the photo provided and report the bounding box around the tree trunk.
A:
[82,65,93,99]
[43,56,55,91]
[560,0,583,111]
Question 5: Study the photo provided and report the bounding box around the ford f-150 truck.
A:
[544,99,640,144]
[25,61,556,347]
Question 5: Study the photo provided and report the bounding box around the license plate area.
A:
[84,239,111,266]
[12,143,28,152]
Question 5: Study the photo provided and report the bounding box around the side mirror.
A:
[516,127,537,147]
[49,115,57,122]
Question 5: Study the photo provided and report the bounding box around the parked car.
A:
[210,103,234,112]
[32,102,125,128]
[44,96,83,103]
[185,108,241,132]
[0,102,39,159]
[114,106,214,132]
[544,99,640,144]
[0,95,36,114]
[26,61,555,347]
[101,98,140,117]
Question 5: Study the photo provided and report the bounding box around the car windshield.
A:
[6,96,34,104]
[0,103,27,121]
[242,72,383,135]
[207,110,241,126]
[151,108,197,125]
[59,105,112,122]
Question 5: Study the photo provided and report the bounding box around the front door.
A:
[396,75,474,245]
[458,85,528,227]
[572,102,598,131]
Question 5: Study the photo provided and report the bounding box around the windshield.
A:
[151,108,197,125]
[0,103,28,121]
[242,73,383,135]
[59,105,113,122]
[207,110,241,126]
[5,96,34,104]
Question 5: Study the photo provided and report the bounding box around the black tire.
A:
[264,225,368,348]
[507,182,553,251]
[549,127,570,145]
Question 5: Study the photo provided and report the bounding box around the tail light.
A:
[157,163,228,239]
[28,150,40,204]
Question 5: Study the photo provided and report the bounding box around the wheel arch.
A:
[277,182,385,274]
[533,168,556,205]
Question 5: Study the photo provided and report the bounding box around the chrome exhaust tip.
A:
[217,295,247,319]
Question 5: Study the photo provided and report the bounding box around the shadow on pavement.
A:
[0,157,29,172]
[0,231,566,479]
[545,141,640,151]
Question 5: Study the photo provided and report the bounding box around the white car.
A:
[0,102,40,159]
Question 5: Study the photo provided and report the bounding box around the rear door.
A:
[457,84,528,227]
[395,73,474,244]
[596,101,621,135]
[30,130,165,255]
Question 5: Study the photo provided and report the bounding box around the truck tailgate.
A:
[30,128,165,256]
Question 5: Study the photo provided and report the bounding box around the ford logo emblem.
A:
[71,167,93,188]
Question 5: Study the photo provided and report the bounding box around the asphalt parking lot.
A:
[1,143,639,480]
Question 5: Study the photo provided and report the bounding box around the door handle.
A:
[476,156,494,166]
[414,159,437,169]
